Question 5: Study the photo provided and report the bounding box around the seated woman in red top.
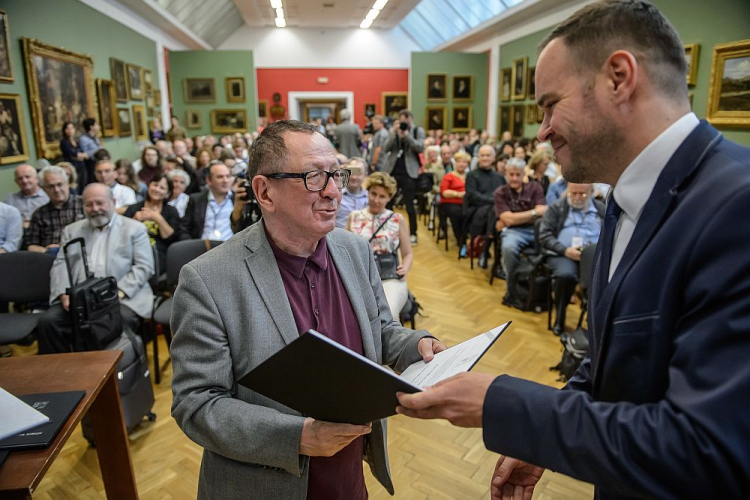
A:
[439,151,469,245]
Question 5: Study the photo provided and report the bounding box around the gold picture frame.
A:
[116,107,131,137]
[511,105,525,138]
[132,104,147,141]
[143,69,153,93]
[499,106,511,137]
[22,37,96,159]
[500,67,512,102]
[0,93,30,164]
[527,66,536,100]
[707,39,750,129]
[525,104,537,124]
[0,10,14,83]
[452,75,474,102]
[427,73,447,102]
[211,109,247,134]
[258,100,268,118]
[685,43,700,87]
[110,57,128,103]
[127,64,143,101]
[426,106,447,131]
[226,77,245,103]
[364,103,376,119]
[96,78,117,138]
[511,56,528,101]
[381,92,408,120]
[184,78,215,103]
[451,106,472,132]
[186,109,201,129]
[153,89,161,107]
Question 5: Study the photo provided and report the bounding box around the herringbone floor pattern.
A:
[12,215,593,499]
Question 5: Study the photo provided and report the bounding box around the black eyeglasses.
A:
[264,169,350,192]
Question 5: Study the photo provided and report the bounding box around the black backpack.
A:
[551,327,590,382]
[507,256,549,313]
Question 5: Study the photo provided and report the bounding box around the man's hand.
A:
[299,418,372,457]
[396,371,496,427]
[60,294,70,312]
[564,246,581,262]
[417,337,447,362]
[490,455,544,500]
[534,204,548,216]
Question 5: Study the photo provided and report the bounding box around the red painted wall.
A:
[256,68,409,128]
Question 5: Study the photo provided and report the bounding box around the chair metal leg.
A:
[152,322,161,385]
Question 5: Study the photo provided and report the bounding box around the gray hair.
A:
[39,165,69,184]
[505,157,526,171]
[167,168,191,187]
[339,108,351,121]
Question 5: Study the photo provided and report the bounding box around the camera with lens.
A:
[399,121,409,131]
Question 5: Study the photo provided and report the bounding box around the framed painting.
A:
[452,75,474,101]
[143,69,153,93]
[511,105,525,138]
[451,106,472,132]
[707,40,750,129]
[110,57,128,103]
[116,107,131,137]
[537,104,544,124]
[511,56,528,101]
[211,109,247,134]
[525,104,537,124]
[184,78,215,103]
[225,77,245,103]
[145,92,154,117]
[426,106,446,131]
[364,103,376,119]
[0,10,13,83]
[382,92,407,120]
[186,109,201,129]
[153,89,161,107]
[258,100,268,118]
[500,67,512,103]
[96,78,117,138]
[22,38,96,159]
[527,66,536,99]
[685,43,700,87]
[427,74,447,101]
[499,106,511,137]
[127,64,143,100]
[132,104,147,141]
[0,93,30,164]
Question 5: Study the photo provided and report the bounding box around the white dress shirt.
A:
[90,217,115,278]
[111,182,137,209]
[609,113,699,280]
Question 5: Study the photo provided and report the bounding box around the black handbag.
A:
[369,213,400,281]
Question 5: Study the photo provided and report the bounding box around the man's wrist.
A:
[530,208,537,219]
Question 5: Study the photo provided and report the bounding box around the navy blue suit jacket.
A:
[483,122,750,498]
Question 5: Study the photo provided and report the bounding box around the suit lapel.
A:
[591,122,722,390]
[243,224,299,346]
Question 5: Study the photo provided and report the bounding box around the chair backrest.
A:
[0,251,55,303]
[579,243,598,293]
[165,239,223,289]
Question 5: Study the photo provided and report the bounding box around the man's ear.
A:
[604,50,638,105]
[252,175,275,214]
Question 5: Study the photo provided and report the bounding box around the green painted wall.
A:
[0,0,159,200]
[411,52,489,133]
[498,0,750,145]
[168,50,255,139]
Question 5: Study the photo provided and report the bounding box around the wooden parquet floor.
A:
[10,215,594,499]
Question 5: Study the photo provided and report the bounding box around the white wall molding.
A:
[287,92,355,121]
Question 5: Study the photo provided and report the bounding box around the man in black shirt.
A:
[464,145,505,267]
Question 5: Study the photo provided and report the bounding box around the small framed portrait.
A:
[500,67,512,102]
[427,74,447,101]
[186,109,202,129]
[511,105,525,138]
[512,56,528,101]
[184,78,216,103]
[536,105,544,124]
[426,106,447,131]
[226,77,245,103]
[499,106,511,137]
[525,104,537,124]
[452,106,472,132]
[153,89,161,107]
[382,92,408,120]
[132,104,147,141]
[145,92,155,117]
[364,103,376,119]
[211,109,247,134]
[258,100,268,118]
[116,107,132,137]
[684,43,700,87]
[0,10,14,83]
[96,79,117,138]
[452,75,474,101]
[527,66,536,100]
[127,64,143,101]
[0,93,30,164]
[707,40,750,128]
[143,69,153,93]
[110,57,128,103]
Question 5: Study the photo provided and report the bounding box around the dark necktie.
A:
[597,195,623,293]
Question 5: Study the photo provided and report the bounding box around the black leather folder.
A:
[0,391,85,450]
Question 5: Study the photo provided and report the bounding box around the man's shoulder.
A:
[327,228,369,252]
[115,214,147,234]
[0,201,20,217]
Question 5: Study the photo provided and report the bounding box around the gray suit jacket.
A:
[49,214,155,318]
[333,121,362,159]
[382,125,425,179]
[170,223,432,499]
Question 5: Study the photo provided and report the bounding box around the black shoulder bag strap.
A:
[369,212,395,242]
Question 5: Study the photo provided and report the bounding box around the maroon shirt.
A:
[267,228,367,500]
[494,181,546,228]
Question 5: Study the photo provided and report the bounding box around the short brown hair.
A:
[363,172,398,197]
[539,0,687,100]
[248,120,320,178]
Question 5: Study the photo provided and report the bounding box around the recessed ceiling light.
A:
[270,0,282,9]
[366,9,379,20]
[360,18,372,29]
[372,0,388,10]
[275,17,286,27]
[276,7,284,18]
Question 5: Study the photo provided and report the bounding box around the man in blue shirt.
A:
[78,118,101,186]
[539,183,604,335]
[335,158,368,229]
[0,201,22,253]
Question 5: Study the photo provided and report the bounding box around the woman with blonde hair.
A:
[525,150,553,195]
[347,172,412,319]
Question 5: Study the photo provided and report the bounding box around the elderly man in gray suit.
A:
[36,183,154,354]
[170,120,445,500]
[333,108,362,159]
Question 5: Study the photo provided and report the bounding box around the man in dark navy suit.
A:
[397,1,750,498]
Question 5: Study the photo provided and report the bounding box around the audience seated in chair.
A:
[335,157,368,229]
[24,165,85,255]
[494,158,547,307]
[3,164,49,228]
[179,162,235,241]
[539,183,603,335]
[439,151,469,246]
[36,183,154,354]
[464,145,506,268]
[0,202,22,254]
[94,159,137,214]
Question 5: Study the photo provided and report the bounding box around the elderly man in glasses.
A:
[170,120,444,500]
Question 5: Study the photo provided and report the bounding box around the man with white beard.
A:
[538,183,604,335]
[36,183,154,354]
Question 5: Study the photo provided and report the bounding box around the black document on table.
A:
[0,391,85,450]
[238,323,510,425]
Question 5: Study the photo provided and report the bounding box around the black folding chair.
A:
[576,243,597,329]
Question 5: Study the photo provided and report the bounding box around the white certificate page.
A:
[400,323,509,389]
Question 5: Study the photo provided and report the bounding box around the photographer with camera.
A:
[382,110,425,245]
[230,171,262,234]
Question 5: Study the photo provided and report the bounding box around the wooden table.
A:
[0,351,138,499]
